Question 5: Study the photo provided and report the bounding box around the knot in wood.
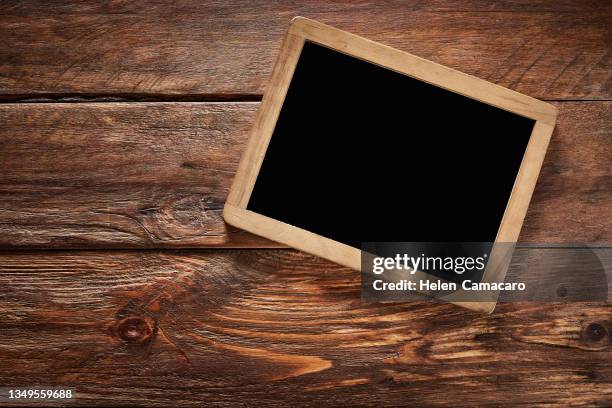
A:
[116,316,153,343]
[584,322,607,342]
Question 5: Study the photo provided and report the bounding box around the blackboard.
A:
[223,17,556,312]
[247,40,535,249]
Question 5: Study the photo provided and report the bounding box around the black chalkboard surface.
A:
[247,41,535,249]
[224,17,556,312]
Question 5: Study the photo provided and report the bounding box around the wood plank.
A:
[0,249,609,407]
[0,102,274,248]
[0,102,609,248]
[520,101,612,243]
[0,1,609,100]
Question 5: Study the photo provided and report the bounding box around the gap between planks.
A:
[0,95,610,104]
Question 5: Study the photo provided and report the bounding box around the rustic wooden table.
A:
[0,1,610,406]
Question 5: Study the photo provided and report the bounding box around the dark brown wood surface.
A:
[0,102,272,248]
[0,102,610,248]
[0,1,610,406]
[0,1,610,100]
[0,250,610,407]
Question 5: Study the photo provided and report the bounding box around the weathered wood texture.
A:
[520,101,611,243]
[0,102,609,248]
[0,102,273,248]
[0,250,610,407]
[0,2,609,406]
[0,1,610,100]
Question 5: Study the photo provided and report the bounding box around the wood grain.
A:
[0,1,609,100]
[0,2,609,406]
[520,101,612,243]
[0,102,275,248]
[0,249,609,407]
[0,102,609,248]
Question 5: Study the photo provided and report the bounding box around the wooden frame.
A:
[224,17,557,313]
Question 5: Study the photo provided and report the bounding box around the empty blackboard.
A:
[247,40,535,249]
[223,17,556,312]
